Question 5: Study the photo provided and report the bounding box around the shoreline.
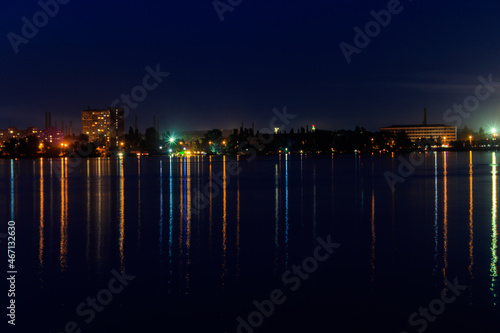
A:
[2,147,500,160]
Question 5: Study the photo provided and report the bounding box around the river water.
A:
[0,152,498,332]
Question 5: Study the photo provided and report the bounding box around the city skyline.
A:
[0,105,479,136]
[3,1,500,133]
[2,2,499,331]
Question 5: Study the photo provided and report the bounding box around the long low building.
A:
[380,124,457,144]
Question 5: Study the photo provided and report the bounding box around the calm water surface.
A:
[0,152,498,332]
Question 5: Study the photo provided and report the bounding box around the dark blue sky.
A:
[2,0,500,133]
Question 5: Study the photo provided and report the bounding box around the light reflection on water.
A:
[221,155,227,289]
[168,157,173,292]
[59,158,68,272]
[119,156,125,272]
[443,151,448,282]
[39,159,44,272]
[2,152,499,331]
[491,152,498,305]
[433,152,439,276]
[285,153,289,269]
[370,157,376,285]
[469,151,474,303]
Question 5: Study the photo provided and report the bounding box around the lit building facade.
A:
[0,127,42,147]
[26,127,39,136]
[82,107,125,146]
[39,127,64,145]
[0,126,65,150]
[380,124,457,144]
[0,127,22,142]
[109,107,125,146]
[82,109,110,142]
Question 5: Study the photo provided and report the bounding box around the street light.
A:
[469,135,472,146]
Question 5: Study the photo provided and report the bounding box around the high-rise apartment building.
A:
[81,107,125,146]
[109,107,125,146]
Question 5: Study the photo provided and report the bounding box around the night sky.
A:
[2,0,500,133]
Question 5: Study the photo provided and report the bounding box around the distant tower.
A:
[69,121,73,136]
[423,108,428,126]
